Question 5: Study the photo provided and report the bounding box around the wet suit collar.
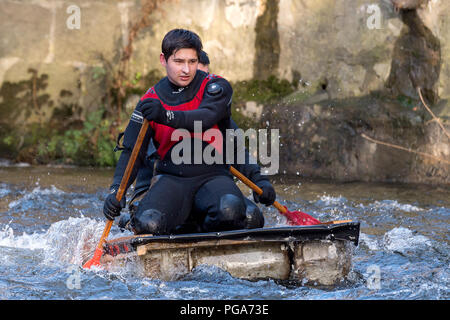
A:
[155,70,208,106]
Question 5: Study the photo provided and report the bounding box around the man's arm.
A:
[109,107,153,192]
[229,119,269,186]
[229,119,276,206]
[103,105,153,221]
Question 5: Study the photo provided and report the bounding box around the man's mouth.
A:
[180,75,190,81]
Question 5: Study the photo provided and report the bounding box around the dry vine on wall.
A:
[361,87,449,166]
[109,0,165,129]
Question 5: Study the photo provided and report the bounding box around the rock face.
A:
[386,9,441,104]
[1,0,449,114]
[0,0,449,184]
[277,0,449,103]
[261,92,449,185]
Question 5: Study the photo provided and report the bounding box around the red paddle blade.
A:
[281,206,322,226]
[82,248,103,269]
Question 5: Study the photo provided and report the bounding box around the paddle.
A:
[230,166,348,226]
[83,120,149,269]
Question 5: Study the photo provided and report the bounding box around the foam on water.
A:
[43,217,109,265]
[382,227,432,253]
[8,185,65,209]
[0,224,48,250]
[0,217,110,265]
[315,194,348,206]
[358,232,380,251]
[359,227,432,254]
[367,200,423,212]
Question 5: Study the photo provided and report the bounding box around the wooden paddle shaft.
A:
[230,166,352,226]
[96,220,113,250]
[116,120,149,201]
[95,120,149,251]
[229,166,287,214]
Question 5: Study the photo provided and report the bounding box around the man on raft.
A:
[102,29,276,235]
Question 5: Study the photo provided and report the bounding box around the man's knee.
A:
[219,194,246,221]
[203,194,246,231]
[132,208,167,235]
[244,199,264,229]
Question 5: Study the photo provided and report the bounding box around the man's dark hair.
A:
[199,50,210,65]
[161,29,203,61]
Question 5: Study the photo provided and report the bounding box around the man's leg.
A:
[243,198,265,229]
[131,175,196,235]
[174,197,264,234]
[193,175,256,232]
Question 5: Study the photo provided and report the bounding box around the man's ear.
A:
[160,53,166,67]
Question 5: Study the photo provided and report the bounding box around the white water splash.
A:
[369,200,423,212]
[43,217,107,265]
[359,227,433,254]
[8,185,65,209]
[0,224,48,250]
[316,195,348,206]
[383,227,432,253]
[0,217,109,265]
[359,232,380,251]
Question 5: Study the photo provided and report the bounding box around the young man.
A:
[125,49,211,207]
[104,29,276,235]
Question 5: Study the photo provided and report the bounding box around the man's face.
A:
[160,48,198,87]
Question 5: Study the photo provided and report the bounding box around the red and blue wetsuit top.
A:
[139,72,226,160]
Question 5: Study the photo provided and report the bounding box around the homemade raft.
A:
[100,221,360,286]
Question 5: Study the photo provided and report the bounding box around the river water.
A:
[0,163,448,300]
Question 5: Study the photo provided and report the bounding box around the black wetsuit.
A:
[122,119,266,233]
[110,70,268,235]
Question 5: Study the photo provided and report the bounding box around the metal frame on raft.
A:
[100,221,360,286]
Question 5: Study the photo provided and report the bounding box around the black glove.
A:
[103,191,126,221]
[253,180,276,206]
[138,98,169,124]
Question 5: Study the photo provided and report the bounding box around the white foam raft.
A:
[99,221,360,286]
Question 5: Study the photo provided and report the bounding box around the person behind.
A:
[198,50,210,73]
[104,29,276,235]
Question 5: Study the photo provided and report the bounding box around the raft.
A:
[100,221,360,286]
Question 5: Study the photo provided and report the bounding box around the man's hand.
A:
[253,180,276,206]
[103,191,126,221]
[138,98,169,124]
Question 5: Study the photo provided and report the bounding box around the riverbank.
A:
[1,87,449,187]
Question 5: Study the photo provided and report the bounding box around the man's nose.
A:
[181,62,189,73]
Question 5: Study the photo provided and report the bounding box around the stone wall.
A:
[1,0,449,121]
[261,92,449,185]
[0,0,449,183]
